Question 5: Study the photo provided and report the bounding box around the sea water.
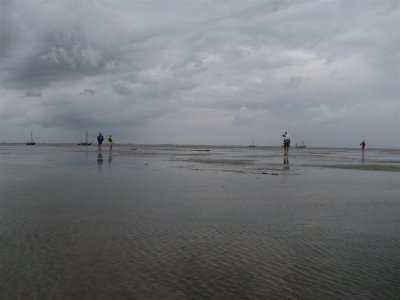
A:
[1,144,399,299]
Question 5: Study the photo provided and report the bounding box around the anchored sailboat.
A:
[249,139,257,148]
[25,131,36,145]
[78,130,92,146]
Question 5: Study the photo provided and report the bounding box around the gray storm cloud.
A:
[0,0,398,147]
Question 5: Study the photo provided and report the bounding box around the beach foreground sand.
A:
[1,144,399,299]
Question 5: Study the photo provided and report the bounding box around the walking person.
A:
[360,140,366,151]
[108,134,114,151]
[282,131,291,156]
[97,133,104,150]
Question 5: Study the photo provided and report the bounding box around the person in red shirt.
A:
[360,140,366,150]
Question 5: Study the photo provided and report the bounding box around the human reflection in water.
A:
[97,151,103,164]
[283,156,290,171]
[97,151,104,175]
[361,150,365,164]
[108,151,112,164]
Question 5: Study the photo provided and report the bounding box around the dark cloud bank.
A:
[0,0,399,147]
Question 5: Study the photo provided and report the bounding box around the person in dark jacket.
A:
[97,133,104,150]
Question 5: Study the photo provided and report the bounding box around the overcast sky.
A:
[1,0,399,147]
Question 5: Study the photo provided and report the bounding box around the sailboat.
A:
[25,131,36,145]
[78,130,92,146]
[249,139,257,148]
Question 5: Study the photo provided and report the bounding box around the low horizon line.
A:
[0,142,398,151]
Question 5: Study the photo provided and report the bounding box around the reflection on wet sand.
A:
[282,156,290,174]
[97,151,103,164]
[283,156,289,167]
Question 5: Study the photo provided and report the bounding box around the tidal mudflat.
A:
[1,144,399,299]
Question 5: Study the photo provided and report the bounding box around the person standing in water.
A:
[282,131,291,155]
[108,134,114,151]
[97,133,104,150]
[360,140,366,151]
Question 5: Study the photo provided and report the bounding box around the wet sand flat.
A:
[0,144,399,299]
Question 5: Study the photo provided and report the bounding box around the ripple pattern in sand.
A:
[1,146,400,299]
[2,195,400,300]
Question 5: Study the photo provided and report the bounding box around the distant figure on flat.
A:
[108,134,114,151]
[282,131,290,155]
[360,140,366,151]
[97,133,104,150]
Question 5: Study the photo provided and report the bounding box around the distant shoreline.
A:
[1,143,399,151]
